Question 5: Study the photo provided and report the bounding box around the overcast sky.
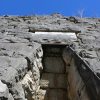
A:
[0,0,100,17]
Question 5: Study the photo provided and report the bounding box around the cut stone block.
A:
[43,57,65,73]
[43,89,67,100]
[40,73,67,89]
[37,89,67,100]
[31,32,77,44]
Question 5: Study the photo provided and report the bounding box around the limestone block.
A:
[62,48,72,65]
[0,80,9,99]
[43,89,67,100]
[31,32,77,43]
[43,57,65,73]
[40,73,67,89]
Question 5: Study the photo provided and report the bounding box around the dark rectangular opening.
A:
[37,44,91,100]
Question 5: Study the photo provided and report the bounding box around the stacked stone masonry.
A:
[0,14,100,100]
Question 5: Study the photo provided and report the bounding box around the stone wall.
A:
[63,48,90,100]
[0,42,43,99]
[0,14,100,74]
[0,14,100,99]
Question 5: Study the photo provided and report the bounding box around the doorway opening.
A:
[37,44,90,100]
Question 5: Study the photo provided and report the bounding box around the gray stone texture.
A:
[0,14,100,99]
[40,73,67,89]
[43,57,65,73]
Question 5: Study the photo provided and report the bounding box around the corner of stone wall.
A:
[20,45,43,100]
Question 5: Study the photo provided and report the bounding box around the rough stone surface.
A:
[0,80,9,99]
[0,14,100,99]
[40,73,67,89]
[0,56,27,84]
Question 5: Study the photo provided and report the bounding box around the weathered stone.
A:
[0,56,27,84]
[67,59,90,100]
[84,58,100,74]
[79,50,97,58]
[21,71,38,100]
[37,89,47,100]
[0,80,9,99]
[11,82,26,100]
[0,15,100,100]
[8,94,14,100]
[43,57,65,73]
[43,89,67,100]
[40,73,67,89]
